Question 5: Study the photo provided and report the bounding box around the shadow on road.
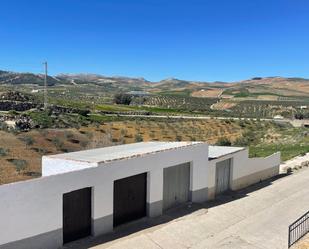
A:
[206,173,288,209]
[63,173,289,249]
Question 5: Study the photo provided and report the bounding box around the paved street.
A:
[68,168,309,249]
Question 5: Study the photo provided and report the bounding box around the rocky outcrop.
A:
[0,91,35,102]
[0,91,39,111]
[0,114,34,131]
[0,101,38,111]
[15,116,34,131]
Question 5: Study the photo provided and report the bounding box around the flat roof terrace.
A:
[208,146,245,160]
[45,142,204,164]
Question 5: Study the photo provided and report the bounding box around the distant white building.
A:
[4,120,16,129]
[0,142,280,249]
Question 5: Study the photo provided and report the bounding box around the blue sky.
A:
[0,0,309,82]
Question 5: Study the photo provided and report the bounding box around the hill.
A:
[226,77,309,98]
[56,74,309,99]
[0,70,61,86]
[1,70,309,101]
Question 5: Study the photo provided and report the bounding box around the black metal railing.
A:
[288,210,309,247]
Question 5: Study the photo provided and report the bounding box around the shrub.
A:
[216,137,232,146]
[8,110,18,115]
[113,93,132,105]
[84,131,93,139]
[286,167,293,174]
[80,140,89,148]
[295,113,304,120]
[52,137,64,150]
[77,109,90,117]
[0,122,8,131]
[20,136,35,146]
[7,159,27,172]
[135,134,143,142]
[31,147,48,155]
[64,131,74,140]
[0,148,8,157]
[69,139,80,144]
[150,131,156,138]
[29,111,53,128]
[120,129,127,136]
[233,136,249,146]
[176,135,182,141]
[238,120,246,128]
[40,129,48,137]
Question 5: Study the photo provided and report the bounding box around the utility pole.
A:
[43,61,48,110]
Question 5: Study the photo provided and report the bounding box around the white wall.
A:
[207,149,280,199]
[233,151,281,179]
[231,150,280,190]
[0,169,113,248]
[0,143,209,248]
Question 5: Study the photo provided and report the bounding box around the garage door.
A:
[113,173,147,226]
[163,163,190,211]
[215,159,231,195]
[63,187,92,244]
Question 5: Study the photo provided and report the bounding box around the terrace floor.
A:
[65,168,309,249]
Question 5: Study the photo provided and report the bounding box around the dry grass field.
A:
[0,119,242,185]
[191,89,222,98]
[211,101,237,110]
[256,95,279,100]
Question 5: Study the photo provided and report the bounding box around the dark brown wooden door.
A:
[63,187,91,244]
[113,173,147,226]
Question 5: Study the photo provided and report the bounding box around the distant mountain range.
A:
[1,70,309,98]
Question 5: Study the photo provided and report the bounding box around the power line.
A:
[43,62,48,110]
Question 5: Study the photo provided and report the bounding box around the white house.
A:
[0,142,280,249]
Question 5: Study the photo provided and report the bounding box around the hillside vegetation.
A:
[0,117,308,185]
[0,118,240,184]
[1,71,309,119]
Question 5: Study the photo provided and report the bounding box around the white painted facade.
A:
[207,147,281,199]
[0,142,280,249]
